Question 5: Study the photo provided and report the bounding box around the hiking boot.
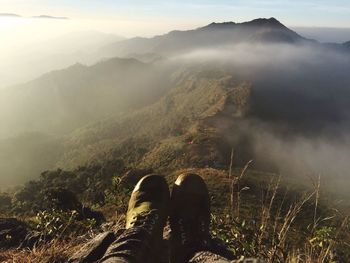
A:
[100,174,170,263]
[169,173,211,263]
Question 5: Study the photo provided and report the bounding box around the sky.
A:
[0,0,350,78]
[1,0,350,37]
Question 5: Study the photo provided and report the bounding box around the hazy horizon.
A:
[1,13,350,89]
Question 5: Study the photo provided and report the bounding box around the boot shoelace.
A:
[178,218,188,245]
[178,218,210,246]
[129,209,159,235]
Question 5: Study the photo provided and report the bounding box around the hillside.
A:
[57,71,251,170]
[0,57,172,185]
[0,58,171,139]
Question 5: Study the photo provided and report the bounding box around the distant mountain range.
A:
[102,18,311,57]
[0,31,124,88]
[1,17,350,186]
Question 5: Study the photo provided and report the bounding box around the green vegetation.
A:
[56,71,245,171]
[1,68,349,262]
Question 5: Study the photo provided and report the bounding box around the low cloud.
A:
[173,42,350,191]
[32,15,69,20]
[0,13,69,20]
[0,13,22,17]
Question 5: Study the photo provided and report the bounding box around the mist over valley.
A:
[1,18,350,191]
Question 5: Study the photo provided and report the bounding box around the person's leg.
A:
[189,251,234,262]
[169,173,234,263]
[189,253,263,263]
[100,174,170,263]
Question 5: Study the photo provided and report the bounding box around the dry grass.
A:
[0,239,82,263]
[0,211,125,263]
[2,166,349,262]
[230,157,253,219]
[204,155,350,262]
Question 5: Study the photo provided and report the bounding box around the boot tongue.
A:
[135,190,163,204]
[126,203,156,228]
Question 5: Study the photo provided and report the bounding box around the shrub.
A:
[0,193,11,214]
[36,209,96,239]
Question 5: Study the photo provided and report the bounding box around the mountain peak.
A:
[242,17,286,28]
[202,17,286,31]
[203,21,236,30]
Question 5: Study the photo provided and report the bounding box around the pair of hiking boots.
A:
[100,173,215,263]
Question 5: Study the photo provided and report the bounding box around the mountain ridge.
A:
[102,18,310,57]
